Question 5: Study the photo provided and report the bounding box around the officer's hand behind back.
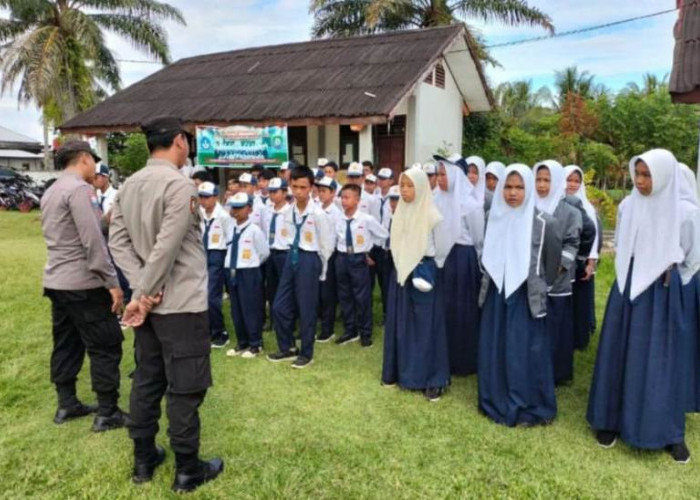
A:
[109,287,124,314]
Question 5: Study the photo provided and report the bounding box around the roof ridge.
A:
[175,24,463,65]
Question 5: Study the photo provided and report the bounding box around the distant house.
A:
[0,125,46,172]
[60,25,492,178]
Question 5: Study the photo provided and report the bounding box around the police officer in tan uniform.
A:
[109,117,223,492]
[40,141,127,432]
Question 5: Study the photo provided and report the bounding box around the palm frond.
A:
[72,0,185,24]
[450,0,554,33]
[91,13,172,62]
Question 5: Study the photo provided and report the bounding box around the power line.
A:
[116,58,162,64]
[486,8,678,49]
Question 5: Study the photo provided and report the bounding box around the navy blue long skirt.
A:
[586,263,688,449]
[681,273,700,412]
[478,281,556,427]
[382,260,450,390]
[573,275,596,350]
[548,295,575,385]
[441,244,481,376]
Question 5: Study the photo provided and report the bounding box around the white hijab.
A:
[433,161,479,267]
[482,164,536,298]
[679,163,699,208]
[616,149,685,300]
[564,165,599,259]
[485,161,506,192]
[391,168,443,285]
[466,155,486,204]
[533,160,566,215]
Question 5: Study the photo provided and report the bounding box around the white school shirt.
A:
[455,207,486,256]
[250,196,265,229]
[200,203,233,251]
[225,220,269,269]
[98,185,118,215]
[261,203,291,251]
[372,192,393,246]
[322,202,344,249]
[282,201,334,279]
[336,211,390,254]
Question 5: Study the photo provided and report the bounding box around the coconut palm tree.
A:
[0,0,185,125]
[309,0,554,63]
[495,80,552,118]
[553,66,599,108]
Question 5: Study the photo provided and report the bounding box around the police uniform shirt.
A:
[109,158,207,314]
[41,171,119,290]
[98,185,118,214]
[224,220,270,269]
[282,201,335,279]
[335,211,390,254]
[261,203,291,250]
[200,202,233,251]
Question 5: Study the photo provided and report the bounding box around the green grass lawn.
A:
[1,211,699,498]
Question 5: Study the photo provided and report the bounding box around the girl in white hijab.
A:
[564,165,600,351]
[677,162,700,414]
[587,149,699,464]
[465,155,486,206]
[382,168,450,402]
[533,160,583,387]
[484,161,506,213]
[433,160,485,376]
[478,164,562,427]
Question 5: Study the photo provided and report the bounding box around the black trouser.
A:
[128,312,212,457]
[45,288,123,416]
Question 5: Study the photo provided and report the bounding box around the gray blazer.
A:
[549,196,582,296]
[479,210,562,318]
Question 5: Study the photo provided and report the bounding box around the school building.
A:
[60,24,493,179]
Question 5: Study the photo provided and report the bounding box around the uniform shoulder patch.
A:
[190,196,198,214]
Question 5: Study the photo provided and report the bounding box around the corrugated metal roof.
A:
[0,125,41,145]
[60,25,492,133]
[0,149,44,159]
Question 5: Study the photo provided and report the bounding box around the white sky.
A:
[0,0,679,141]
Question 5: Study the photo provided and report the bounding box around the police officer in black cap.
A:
[40,140,127,431]
[109,117,223,492]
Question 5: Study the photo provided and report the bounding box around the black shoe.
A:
[53,402,97,424]
[316,333,334,343]
[92,408,129,432]
[291,356,313,369]
[172,458,224,493]
[667,442,691,464]
[424,387,442,402]
[360,338,373,348]
[211,333,230,349]
[132,446,166,484]
[266,349,298,363]
[596,430,617,448]
[335,333,359,345]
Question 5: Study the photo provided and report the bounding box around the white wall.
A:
[358,125,373,163]
[410,63,463,164]
[306,125,319,168]
[0,158,44,171]
[324,124,340,163]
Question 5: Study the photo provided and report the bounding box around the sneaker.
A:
[424,387,441,402]
[211,333,230,349]
[596,430,618,448]
[241,346,262,359]
[316,333,334,343]
[381,381,396,388]
[266,349,298,363]
[360,338,373,348]
[667,442,691,464]
[291,356,313,369]
[335,333,360,345]
[225,344,249,357]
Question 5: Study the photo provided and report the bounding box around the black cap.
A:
[55,141,101,169]
[141,116,189,137]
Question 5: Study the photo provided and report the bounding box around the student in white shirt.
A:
[239,172,264,228]
[345,162,377,215]
[334,184,389,348]
[199,182,234,348]
[261,177,291,333]
[267,166,334,369]
[224,193,270,359]
[316,176,343,343]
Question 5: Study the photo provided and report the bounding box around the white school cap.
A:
[226,192,253,208]
[238,172,257,185]
[422,162,437,175]
[377,167,394,179]
[280,161,290,171]
[316,176,338,191]
[347,162,363,177]
[317,158,329,167]
[197,181,218,197]
[365,174,377,183]
[388,185,401,199]
[268,177,288,191]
